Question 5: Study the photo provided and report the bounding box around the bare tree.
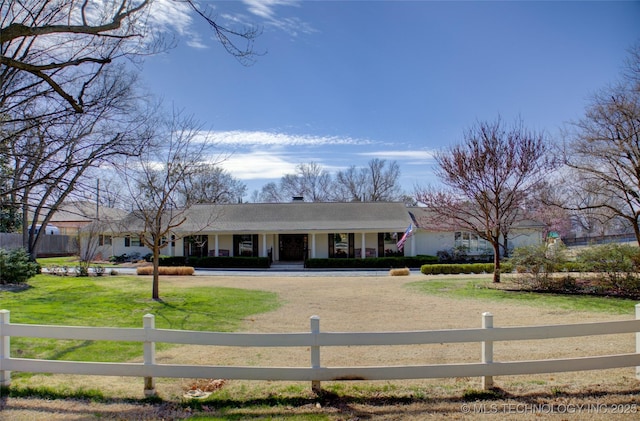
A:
[1,0,259,115]
[335,158,403,202]
[4,67,153,259]
[415,117,553,282]
[120,108,217,300]
[179,165,247,204]
[258,182,284,203]
[1,0,259,197]
[334,165,366,201]
[562,44,640,245]
[275,162,333,202]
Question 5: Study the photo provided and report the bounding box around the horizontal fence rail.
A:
[1,307,640,395]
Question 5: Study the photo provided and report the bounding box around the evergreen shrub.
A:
[0,248,40,284]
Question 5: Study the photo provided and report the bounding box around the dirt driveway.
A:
[2,272,639,420]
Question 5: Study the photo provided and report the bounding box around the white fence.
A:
[1,307,640,396]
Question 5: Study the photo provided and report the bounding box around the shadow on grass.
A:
[3,385,640,419]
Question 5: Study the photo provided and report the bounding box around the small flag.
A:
[396,223,413,251]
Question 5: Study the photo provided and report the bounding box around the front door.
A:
[279,234,307,261]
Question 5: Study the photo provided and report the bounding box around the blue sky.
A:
[142,0,640,199]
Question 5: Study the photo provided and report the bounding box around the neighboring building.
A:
[40,201,128,236]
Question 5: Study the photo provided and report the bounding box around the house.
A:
[95,202,414,262]
[91,202,545,263]
[407,206,546,257]
[40,201,129,236]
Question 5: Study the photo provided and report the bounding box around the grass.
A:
[406,276,637,314]
[0,274,280,364]
[37,255,120,268]
[36,255,80,266]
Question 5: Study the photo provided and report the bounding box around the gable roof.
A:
[408,206,546,232]
[187,202,412,233]
[37,201,129,223]
[108,202,413,235]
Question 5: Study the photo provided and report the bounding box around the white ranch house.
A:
[91,202,544,263]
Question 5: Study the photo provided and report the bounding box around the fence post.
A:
[143,314,156,397]
[482,312,494,390]
[0,310,10,387]
[310,315,321,393]
[636,304,640,380]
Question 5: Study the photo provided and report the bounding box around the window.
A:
[334,233,348,257]
[239,234,253,256]
[161,235,176,248]
[124,235,142,247]
[379,232,403,257]
[454,231,490,253]
[329,233,354,258]
[233,234,258,257]
[98,235,112,246]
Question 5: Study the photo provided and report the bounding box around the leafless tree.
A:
[120,108,218,300]
[415,117,553,282]
[1,0,258,196]
[334,165,366,201]
[179,165,247,204]
[258,182,284,203]
[1,0,259,115]
[4,67,153,259]
[562,44,640,245]
[268,162,333,202]
[335,158,403,202]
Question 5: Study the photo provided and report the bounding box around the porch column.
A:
[410,234,415,256]
[361,232,366,258]
[311,233,316,258]
[262,234,267,257]
[214,234,219,256]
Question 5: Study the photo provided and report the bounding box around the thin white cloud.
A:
[241,0,316,37]
[358,150,436,160]
[149,0,193,34]
[207,130,374,147]
[242,0,300,20]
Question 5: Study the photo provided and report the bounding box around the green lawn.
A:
[406,277,637,315]
[0,274,280,364]
[36,256,80,266]
[37,255,119,268]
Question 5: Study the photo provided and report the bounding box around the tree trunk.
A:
[152,243,160,300]
[492,242,501,283]
[633,219,640,248]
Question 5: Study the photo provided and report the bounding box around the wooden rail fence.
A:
[1,307,640,396]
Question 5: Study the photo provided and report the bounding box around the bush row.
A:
[305,255,437,269]
[420,263,495,275]
[186,256,271,269]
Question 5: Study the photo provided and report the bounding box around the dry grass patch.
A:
[136,266,195,276]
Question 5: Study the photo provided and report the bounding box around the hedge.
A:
[306,255,437,269]
[186,256,271,269]
[420,263,495,275]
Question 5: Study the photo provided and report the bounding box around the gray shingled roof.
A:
[185,202,412,233]
[110,202,413,234]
